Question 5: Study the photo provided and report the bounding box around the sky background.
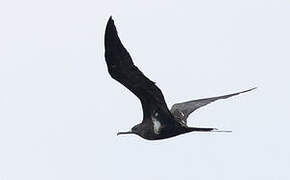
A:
[0,0,290,179]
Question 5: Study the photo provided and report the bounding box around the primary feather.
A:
[104,17,171,122]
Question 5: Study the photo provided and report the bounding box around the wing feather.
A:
[104,17,170,120]
[170,88,256,123]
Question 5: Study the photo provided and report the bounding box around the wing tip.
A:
[108,16,113,23]
[240,87,257,94]
[105,16,120,49]
[106,16,115,31]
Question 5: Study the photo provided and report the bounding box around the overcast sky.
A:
[0,0,289,179]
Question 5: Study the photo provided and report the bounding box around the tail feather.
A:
[185,127,232,133]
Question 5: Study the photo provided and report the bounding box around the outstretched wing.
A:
[104,17,171,121]
[170,88,256,124]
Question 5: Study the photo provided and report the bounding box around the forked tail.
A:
[186,127,232,133]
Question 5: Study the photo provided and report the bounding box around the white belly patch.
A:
[152,117,161,134]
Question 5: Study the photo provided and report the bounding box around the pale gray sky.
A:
[0,0,289,179]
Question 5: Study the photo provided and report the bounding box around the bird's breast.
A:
[152,117,162,135]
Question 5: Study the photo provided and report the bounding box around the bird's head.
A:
[117,124,142,136]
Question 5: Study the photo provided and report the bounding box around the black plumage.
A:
[104,17,255,140]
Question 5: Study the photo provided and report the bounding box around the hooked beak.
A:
[117,131,134,136]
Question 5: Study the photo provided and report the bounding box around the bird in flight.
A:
[104,17,255,140]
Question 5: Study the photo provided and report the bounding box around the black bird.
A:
[104,17,255,140]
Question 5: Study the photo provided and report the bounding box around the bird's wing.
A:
[104,17,171,122]
[170,88,256,123]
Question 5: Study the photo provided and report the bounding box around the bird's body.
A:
[104,17,255,140]
[129,113,183,140]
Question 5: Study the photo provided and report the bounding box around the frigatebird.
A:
[104,17,255,140]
